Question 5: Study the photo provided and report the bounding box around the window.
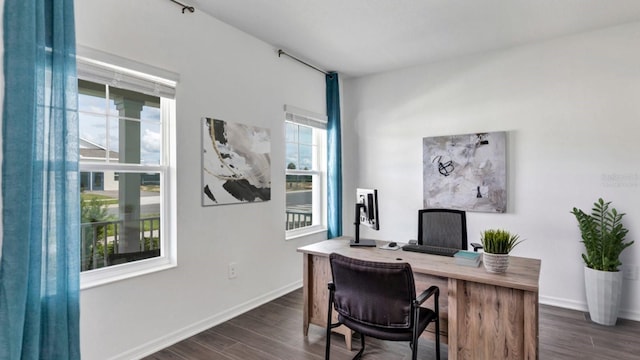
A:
[77,48,177,288]
[285,105,327,236]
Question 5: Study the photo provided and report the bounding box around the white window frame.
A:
[77,47,178,289]
[284,105,327,239]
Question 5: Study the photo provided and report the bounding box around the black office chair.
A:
[419,208,483,251]
[325,253,440,360]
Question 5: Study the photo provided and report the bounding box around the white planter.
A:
[483,253,509,273]
[584,266,623,326]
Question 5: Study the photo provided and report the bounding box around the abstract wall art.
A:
[423,131,506,213]
[202,117,271,206]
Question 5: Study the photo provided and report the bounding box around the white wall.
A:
[75,1,326,359]
[343,22,640,321]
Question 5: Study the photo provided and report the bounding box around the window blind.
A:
[76,46,178,99]
[284,105,327,129]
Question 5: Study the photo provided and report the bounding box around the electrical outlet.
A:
[622,264,638,280]
[228,262,238,279]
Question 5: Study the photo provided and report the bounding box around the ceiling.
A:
[191,0,640,78]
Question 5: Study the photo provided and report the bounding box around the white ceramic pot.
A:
[483,253,509,273]
[584,266,623,326]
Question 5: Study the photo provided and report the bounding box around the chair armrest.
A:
[415,285,439,305]
[470,242,483,252]
[328,282,335,291]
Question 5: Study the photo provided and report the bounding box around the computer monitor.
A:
[418,209,467,249]
[350,188,379,247]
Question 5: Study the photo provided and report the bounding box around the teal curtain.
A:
[326,73,342,238]
[0,0,80,359]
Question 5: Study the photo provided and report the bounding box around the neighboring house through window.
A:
[285,105,327,237]
[80,138,119,191]
[77,47,178,288]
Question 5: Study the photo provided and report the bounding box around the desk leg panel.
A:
[524,291,539,360]
[448,279,460,360]
[308,255,331,327]
[302,254,310,336]
[452,280,534,360]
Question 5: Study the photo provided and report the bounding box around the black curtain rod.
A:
[278,49,330,75]
[170,0,195,13]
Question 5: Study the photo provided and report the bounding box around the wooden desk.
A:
[297,238,541,360]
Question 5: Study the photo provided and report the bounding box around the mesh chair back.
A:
[329,253,416,329]
[418,209,467,249]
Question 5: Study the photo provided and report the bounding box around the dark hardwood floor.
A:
[144,289,640,360]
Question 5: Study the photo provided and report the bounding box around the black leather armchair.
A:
[325,253,440,360]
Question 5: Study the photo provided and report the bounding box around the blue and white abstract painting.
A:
[202,117,271,206]
[423,132,506,213]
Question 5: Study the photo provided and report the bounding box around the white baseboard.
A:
[110,280,303,360]
[540,295,640,322]
[618,308,640,322]
[539,295,588,312]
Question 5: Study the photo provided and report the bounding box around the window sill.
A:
[80,256,176,290]
[286,226,327,241]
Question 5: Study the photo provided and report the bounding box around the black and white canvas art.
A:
[423,132,506,213]
[202,117,271,206]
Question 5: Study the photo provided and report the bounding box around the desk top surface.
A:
[298,238,541,293]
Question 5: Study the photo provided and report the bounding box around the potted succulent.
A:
[571,198,634,326]
[480,229,523,273]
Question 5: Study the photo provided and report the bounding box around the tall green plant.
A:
[571,198,633,272]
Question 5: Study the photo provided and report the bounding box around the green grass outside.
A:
[81,193,119,205]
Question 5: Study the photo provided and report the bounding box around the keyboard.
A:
[401,244,459,257]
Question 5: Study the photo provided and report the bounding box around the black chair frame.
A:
[325,254,441,360]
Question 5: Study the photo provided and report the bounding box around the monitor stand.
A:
[350,238,377,247]
[350,212,377,247]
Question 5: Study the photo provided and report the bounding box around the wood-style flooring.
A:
[144,288,640,360]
